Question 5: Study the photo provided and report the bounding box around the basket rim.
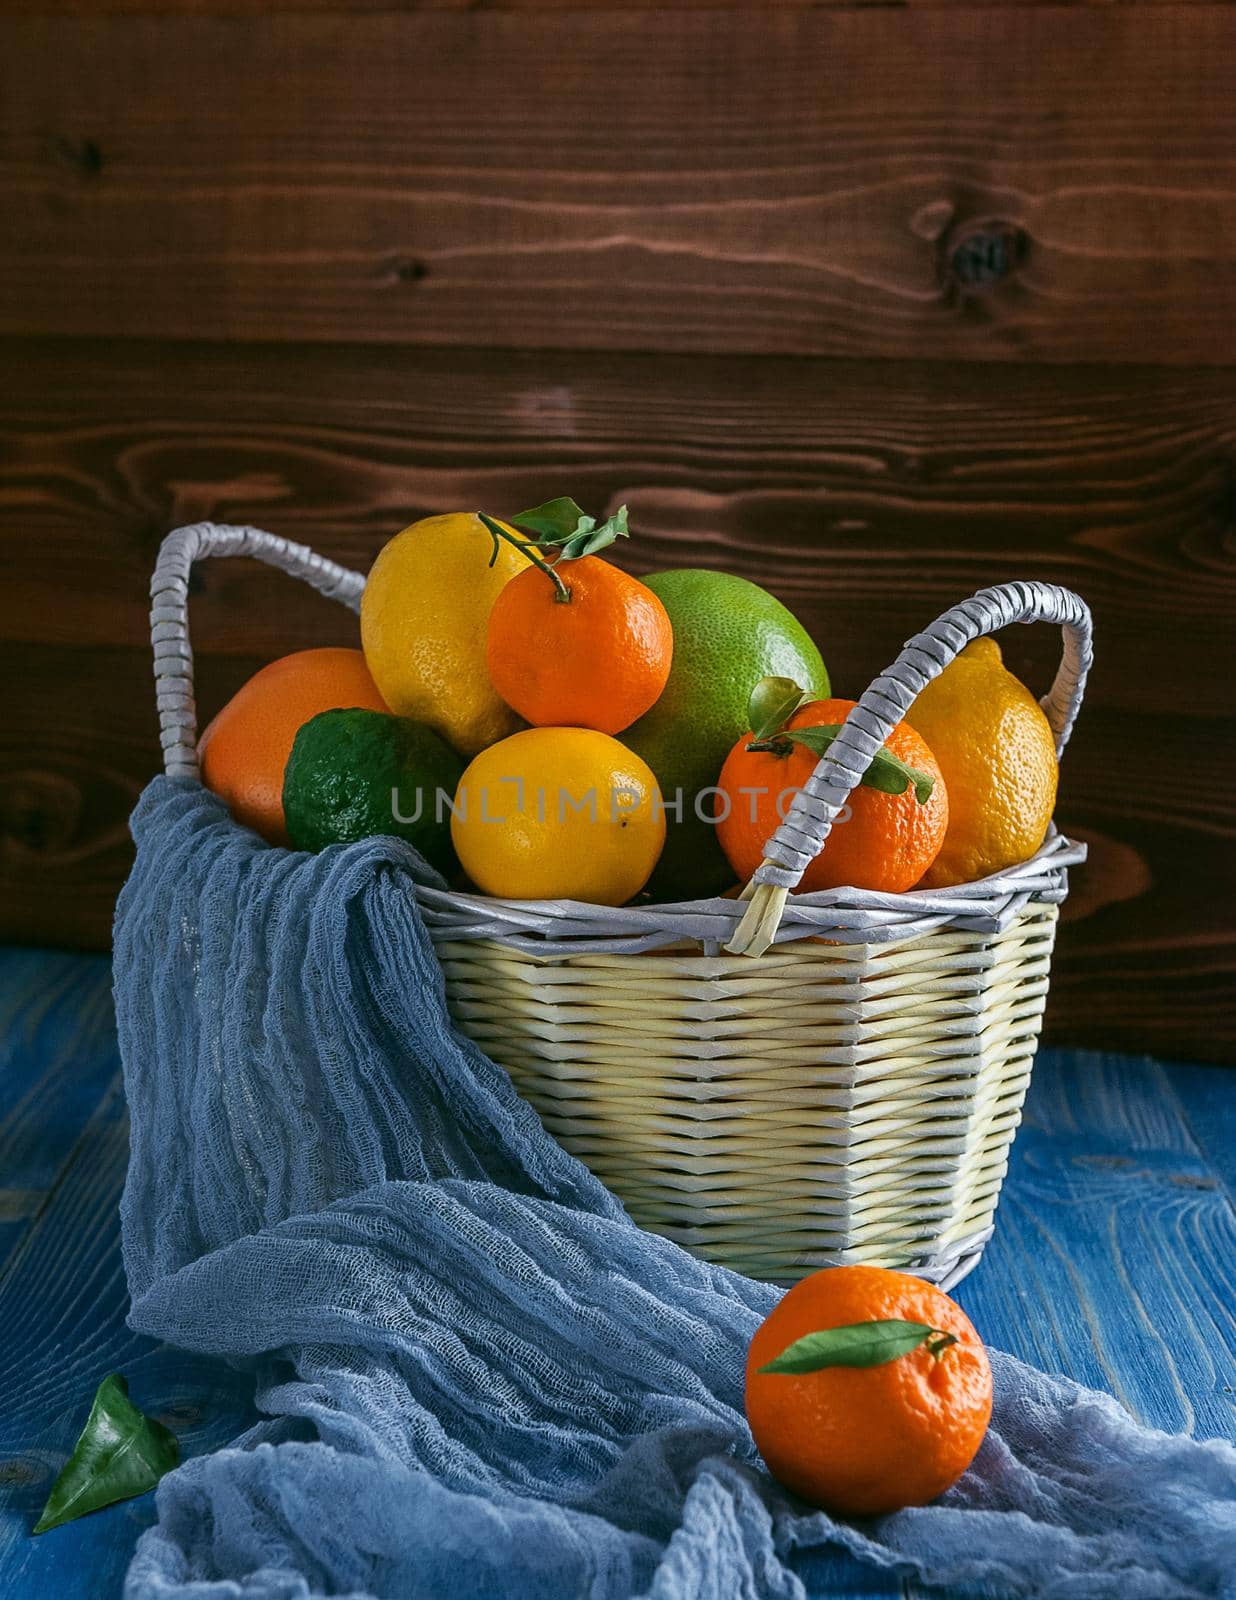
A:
[415,827,1084,957]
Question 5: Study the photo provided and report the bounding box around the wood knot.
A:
[156,1402,202,1427]
[50,134,104,179]
[909,200,956,243]
[892,452,929,485]
[945,221,1027,291]
[392,258,428,285]
[0,771,84,860]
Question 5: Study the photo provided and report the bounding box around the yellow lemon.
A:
[451,728,665,904]
[360,513,527,757]
[904,637,1058,888]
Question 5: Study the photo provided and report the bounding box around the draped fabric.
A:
[115,780,1236,1600]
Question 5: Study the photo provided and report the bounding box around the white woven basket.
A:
[151,523,1092,1289]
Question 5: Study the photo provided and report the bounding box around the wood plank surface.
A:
[958,1052,1236,1441]
[0,0,1211,10]
[0,949,1232,1596]
[2,337,1232,1057]
[0,952,258,1600]
[1167,1060,1236,1209]
[0,952,115,1274]
[6,339,1234,687]
[5,9,1236,361]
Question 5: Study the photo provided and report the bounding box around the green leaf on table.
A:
[747,676,808,742]
[783,725,936,805]
[34,1374,179,1534]
[758,1320,957,1374]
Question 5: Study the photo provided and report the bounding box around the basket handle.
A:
[150,523,367,779]
[726,581,1093,956]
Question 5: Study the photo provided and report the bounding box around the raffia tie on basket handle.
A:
[725,581,1094,958]
[150,523,368,779]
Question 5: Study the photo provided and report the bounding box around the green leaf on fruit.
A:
[783,726,935,805]
[758,1320,957,1374]
[510,497,590,542]
[34,1374,179,1534]
[509,498,630,562]
[748,676,808,742]
[555,504,629,560]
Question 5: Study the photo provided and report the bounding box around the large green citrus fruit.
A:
[621,570,829,899]
[283,707,463,873]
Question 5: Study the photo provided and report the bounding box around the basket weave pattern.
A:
[150,523,1092,1288]
[436,904,1057,1281]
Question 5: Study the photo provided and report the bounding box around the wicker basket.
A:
[151,523,1092,1289]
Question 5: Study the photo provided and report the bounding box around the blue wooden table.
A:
[0,945,1233,1599]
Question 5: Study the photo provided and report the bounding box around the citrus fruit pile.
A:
[199,495,1061,906]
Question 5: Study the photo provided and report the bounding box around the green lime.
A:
[283,708,464,872]
[621,570,829,899]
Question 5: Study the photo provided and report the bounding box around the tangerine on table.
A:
[745,1265,992,1516]
[199,647,388,845]
[486,555,673,736]
[714,698,948,894]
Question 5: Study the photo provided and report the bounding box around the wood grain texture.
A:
[957,1051,1236,1442]
[2,336,1233,1057]
[0,948,1232,1592]
[0,952,115,1274]
[1171,1061,1236,1206]
[6,9,1236,361]
[1,0,1209,10]
[0,951,257,1597]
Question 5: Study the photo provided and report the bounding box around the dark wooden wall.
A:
[1,4,1234,1060]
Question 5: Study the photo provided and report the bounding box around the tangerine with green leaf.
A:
[483,500,672,735]
[745,1265,992,1516]
[715,687,948,893]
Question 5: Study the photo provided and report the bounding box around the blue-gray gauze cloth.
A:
[114,780,1236,1599]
